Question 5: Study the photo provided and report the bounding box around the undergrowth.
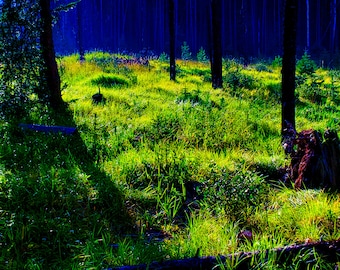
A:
[1,51,340,268]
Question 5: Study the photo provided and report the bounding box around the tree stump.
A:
[284,128,340,190]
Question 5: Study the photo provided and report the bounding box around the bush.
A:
[202,164,269,221]
[297,51,317,76]
[224,68,256,94]
[254,63,271,72]
[196,47,209,63]
[158,52,169,62]
[296,74,325,104]
[272,55,282,68]
[181,41,192,61]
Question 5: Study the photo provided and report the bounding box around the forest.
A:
[55,0,340,66]
[1,0,340,269]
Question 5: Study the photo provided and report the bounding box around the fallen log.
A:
[19,123,77,135]
[110,240,340,270]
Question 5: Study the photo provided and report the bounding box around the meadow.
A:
[1,51,340,269]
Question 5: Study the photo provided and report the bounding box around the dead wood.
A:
[284,128,340,190]
[111,240,340,270]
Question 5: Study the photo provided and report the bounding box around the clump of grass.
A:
[91,74,130,88]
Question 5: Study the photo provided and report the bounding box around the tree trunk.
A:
[40,0,63,110]
[169,0,176,81]
[331,0,337,53]
[210,0,223,89]
[306,0,310,50]
[281,0,298,139]
[76,0,85,61]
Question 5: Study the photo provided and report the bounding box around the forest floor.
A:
[1,52,340,269]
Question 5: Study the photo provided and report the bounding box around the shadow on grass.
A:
[0,103,132,268]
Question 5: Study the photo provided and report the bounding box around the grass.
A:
[1,51,340,268]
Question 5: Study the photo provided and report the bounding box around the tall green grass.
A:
[0,51,340,268]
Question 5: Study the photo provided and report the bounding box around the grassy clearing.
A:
[1,52,340,268]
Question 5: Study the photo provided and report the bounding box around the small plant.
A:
[202,164,269,222]
[224,67,256,95]
[254,63,270,72]
[296,74,325,104]
[158,52,169,62]
[196,47,209,63]
[181,41,192,61]
[297,51,317,76]
[176,89,204,106]
[272,55,282,68]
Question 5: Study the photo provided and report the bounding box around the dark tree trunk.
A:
[210,0,223,89]
[76,0,84,61]
[306,0,310,50]
[169,0,176,81]
[40,0,63,110]
[281,0,298,138]
[331,0,337,53]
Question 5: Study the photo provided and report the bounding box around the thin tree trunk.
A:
[77,0,84,61]
[306,0,310,50]
[169,0,176,81]
[331,0,337,53]
[281,0,298,138]
[40,0,63,110]
[210,0,223,89]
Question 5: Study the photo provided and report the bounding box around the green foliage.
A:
[176,89,205,106]
[91,74,130,88]
[254,63,271,72]
[202,164,269,221]
[297,51,317,76]
[0,0,42,121]
[196,47,209,63]
[181,41,192,61]
[2,52,340,268]
[224,67,256,94]
[272,55,282,68]
[159,52,169,62]
[296,74,325,104]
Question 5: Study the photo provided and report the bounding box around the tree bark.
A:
[76,0,85,61]
[169,0,176,81]
[306,0,310,50]
[281,0,298,138]
[210,0,223,89]
[40,0,63,110]
[331,0,337,53]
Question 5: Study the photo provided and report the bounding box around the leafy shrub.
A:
[85,51,116,71]
[272,55,282,68]
[296,74,325,104]
[158,52,169,62]
[224,68,256,95]
[176,89,204,106]
[196,47,209,63]
[225,58,244,70]
[254,63,271,72]
[202,164,269,221]
[91,74,129,88]
[181,41,192,61]
[297,51,317,76]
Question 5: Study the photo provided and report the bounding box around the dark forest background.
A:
[54,0,339,65]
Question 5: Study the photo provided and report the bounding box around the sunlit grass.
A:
[1,52,340,268]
